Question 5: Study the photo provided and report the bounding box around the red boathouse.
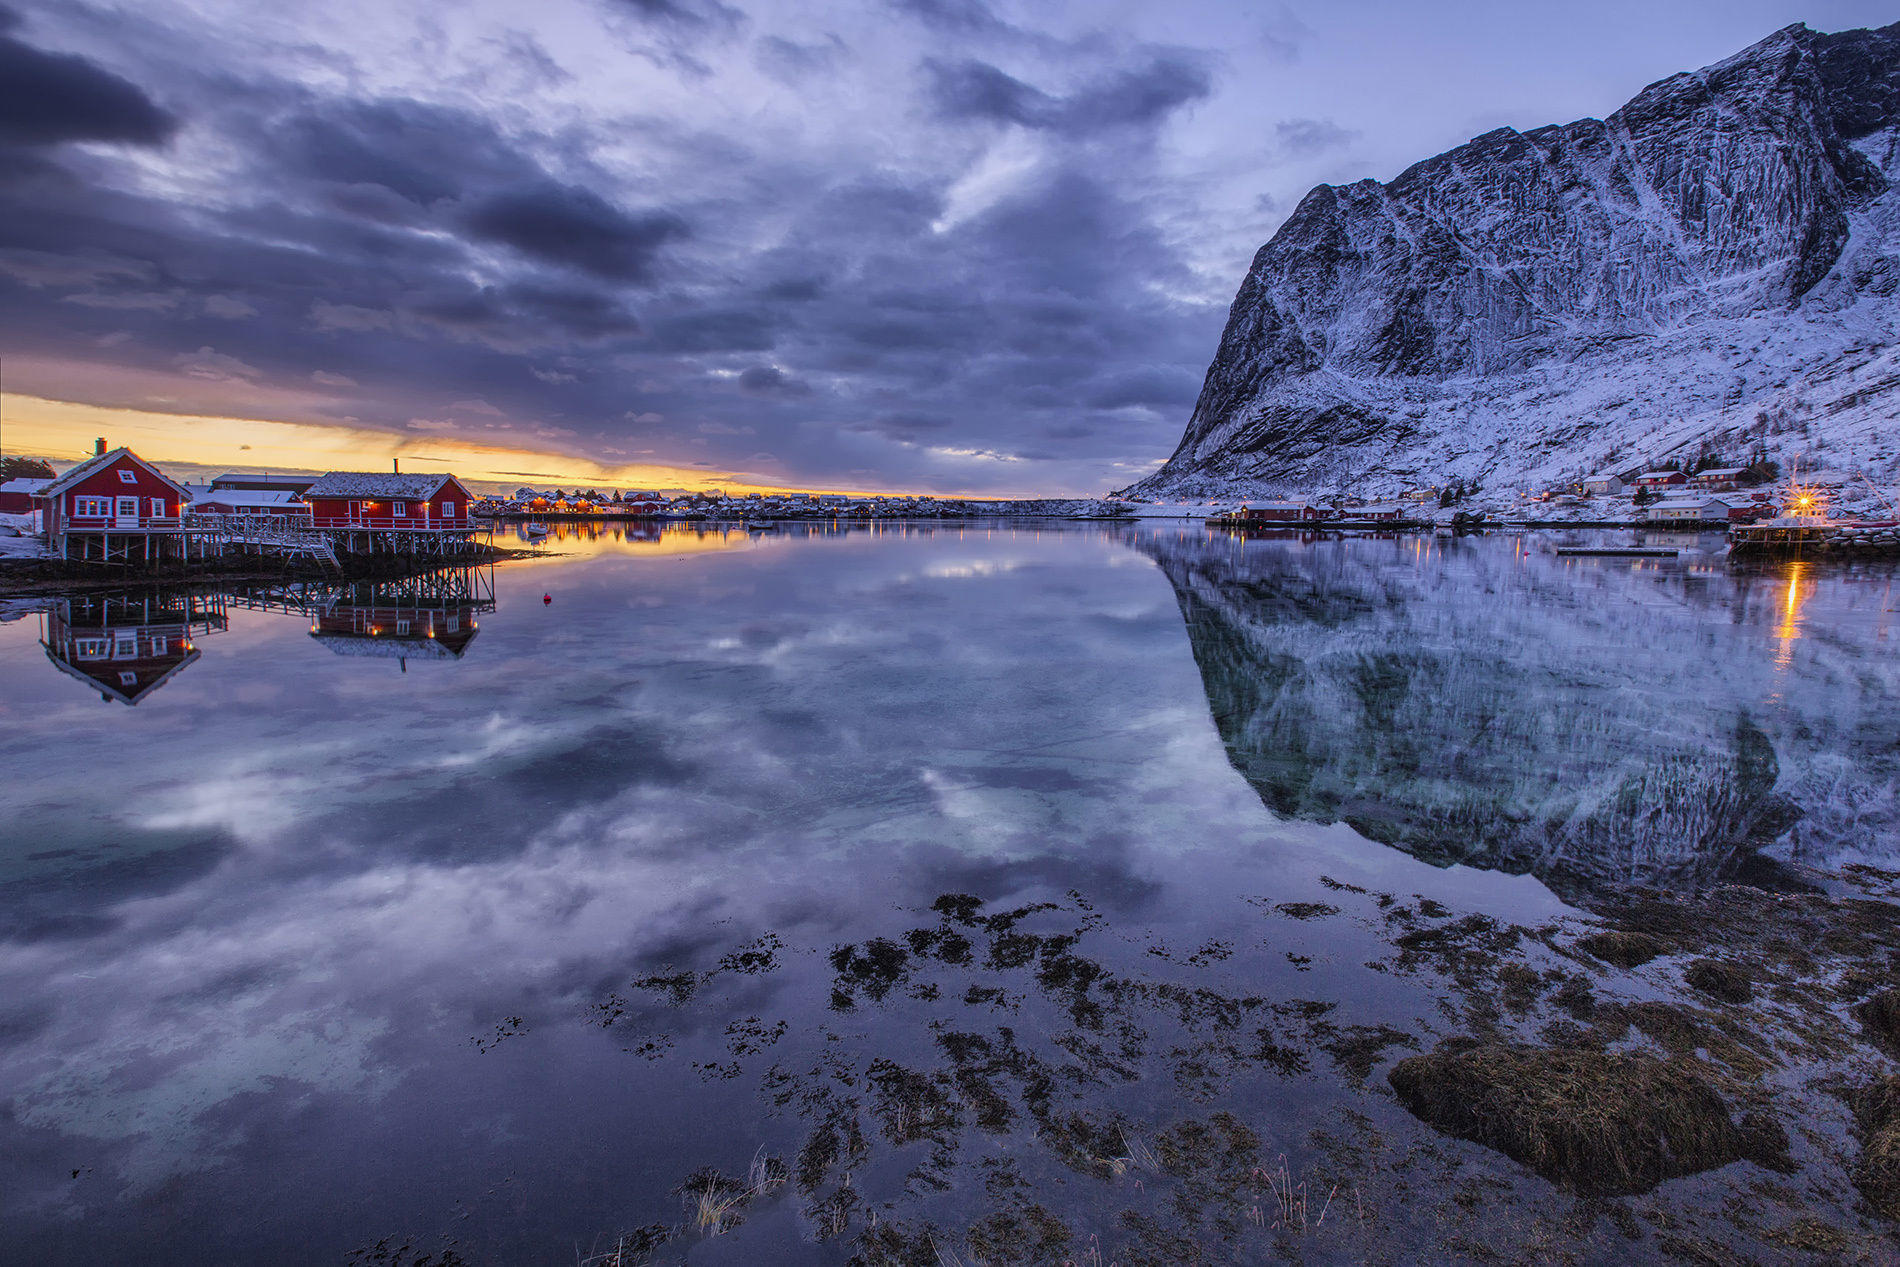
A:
[37,442,194,562]
[302,471,478,555]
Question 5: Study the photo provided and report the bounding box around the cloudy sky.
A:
[0,0,1893,494]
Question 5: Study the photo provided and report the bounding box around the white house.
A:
[1648,496,1733,522]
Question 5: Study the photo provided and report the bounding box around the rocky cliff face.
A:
[1132,22,1900,500]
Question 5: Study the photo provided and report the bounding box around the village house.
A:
[1647,495,1735,523]
[302,471,474,530]
[1633,470,1687,489]
[1581,472,1628,495]
[0,475,51,515]
[302,470,478,555]
[186,488,314,520]
[1692,467,1747,491]
[35,441,194,562]
[208,472,317,496]
[1237,502,1325,522]
[1339,502,1405,521]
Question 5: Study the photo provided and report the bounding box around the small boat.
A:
[744,520,775,532]
[523,523,550,540]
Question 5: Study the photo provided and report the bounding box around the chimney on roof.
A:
[95,437,106,456]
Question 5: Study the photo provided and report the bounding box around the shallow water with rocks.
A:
[1,522,1895,1264]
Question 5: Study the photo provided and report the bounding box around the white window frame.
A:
[393,501,408,517]
[74,495,108,517]
[116,496,139,518]
[117,469,137,484]
[150,497,167,517]
[440,500,455,519]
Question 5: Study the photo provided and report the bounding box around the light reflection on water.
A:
[0,522,1893,1263]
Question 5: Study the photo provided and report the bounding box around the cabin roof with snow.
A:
[303,472,463,499]
[0,477,51,495]
[1582,472,1625,482]
[1696,467,1746,477]
[40,448,192,499]
[209,472,317,492]
[190,489,306,508]
[1636,470,1683,480]
[310,634,464,660]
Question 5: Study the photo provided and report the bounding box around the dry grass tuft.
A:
[1853,988,1900,1058]
[1576,929,1664,969]
[1389,1044,1780,1195]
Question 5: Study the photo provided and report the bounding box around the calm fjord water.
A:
[0,523,1894,1264]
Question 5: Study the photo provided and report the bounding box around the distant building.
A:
[1339,502,1404,521]
[1634,470,1687,489]
[0,475,51,514]
[1581,473,1627,495]
[187,488,313,519]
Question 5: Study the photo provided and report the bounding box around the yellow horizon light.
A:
[0,392,1027,499]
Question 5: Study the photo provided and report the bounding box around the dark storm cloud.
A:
[736,365,813,397]
[753,33,845,83]
[0,0,1238,492]
[1085,366,1202,411]
[924,51,1211,134]
[0,23,176,147]
[888,0,1015,38]
[1275,116,1358,155]
[925,58,1052,127]
[461,181,689,281]
[611,0,744,30]
[647,306,777,352]
[276,98,536,205]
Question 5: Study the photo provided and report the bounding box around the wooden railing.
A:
[309,516,468,530]
[64,515,184,529]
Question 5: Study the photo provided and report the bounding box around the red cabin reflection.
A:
[40,590,228,704]
[307,568,494,671]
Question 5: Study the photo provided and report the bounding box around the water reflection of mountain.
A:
[40,590,228,704]
[1140,531,1900,897]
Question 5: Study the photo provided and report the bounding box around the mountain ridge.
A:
[1128,22,1900,500]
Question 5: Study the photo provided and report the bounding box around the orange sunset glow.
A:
[1,393,871,495]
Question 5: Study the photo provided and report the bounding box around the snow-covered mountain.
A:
[1129,22,1900,501]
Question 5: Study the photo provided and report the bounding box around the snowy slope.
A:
[1130,23,1900,501]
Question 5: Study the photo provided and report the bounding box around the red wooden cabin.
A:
[302,472,474,530]
[1633,470,1687,488]
[1238,502,1324,522]
[37,443,193,561]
